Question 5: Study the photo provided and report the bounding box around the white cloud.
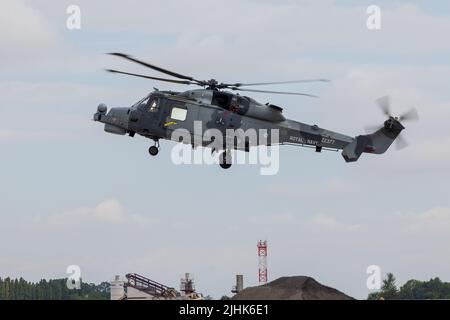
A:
[91,199,126,224]
[256,211,361,231]
[35,199,153,228]
[405,207,450,233]
[0,0,61,62]
[311,214,340,228]
[56,1,450,57]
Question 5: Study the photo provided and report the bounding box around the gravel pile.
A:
[232,276,353,300]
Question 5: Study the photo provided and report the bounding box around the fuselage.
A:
[94,88,354,153]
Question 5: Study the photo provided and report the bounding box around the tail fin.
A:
[342,119,404,162]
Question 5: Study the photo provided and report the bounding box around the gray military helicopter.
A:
[94,53,418,169]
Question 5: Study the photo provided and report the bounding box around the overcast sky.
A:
[0,0,449,299]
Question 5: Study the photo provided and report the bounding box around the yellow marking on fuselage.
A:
[164,121,177,127]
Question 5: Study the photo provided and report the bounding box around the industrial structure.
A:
[110,273,203,300]
[180,273,195,295]
[125,273,178,299]
[231,274,244,294]
[110,275,126,300]
[110,241,265,299]
[179,273,203,299]
[257,240,268,285]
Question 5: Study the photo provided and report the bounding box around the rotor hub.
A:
[205,79,219,90]
[384,117,405,134]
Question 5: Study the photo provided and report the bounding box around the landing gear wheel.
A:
[219,151,232,169]
[149,146,159,156]
[220,162,232,169]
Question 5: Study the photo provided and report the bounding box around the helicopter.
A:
[93,53,418,169]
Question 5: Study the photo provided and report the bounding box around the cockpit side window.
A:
[132,96,148,108]
[147,98,159,112]
[132,95,159,112]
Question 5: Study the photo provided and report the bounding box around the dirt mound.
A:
[232,276,353,300]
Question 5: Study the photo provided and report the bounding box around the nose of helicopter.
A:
[94,104,130,134]
[107,107,130,129]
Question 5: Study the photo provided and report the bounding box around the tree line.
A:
[368,273,450,299]
[0,277,109,300]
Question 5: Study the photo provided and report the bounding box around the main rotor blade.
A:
[105,69,197,85]
[376,96,391,117]
[108,53,204,84]
[221,79,330,88]
[230,87,318,97]
[399,108,419,122]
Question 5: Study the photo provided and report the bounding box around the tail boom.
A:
[342,119,405,162]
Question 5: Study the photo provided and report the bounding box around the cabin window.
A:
[212,91,232,109]
[170,107,187,121]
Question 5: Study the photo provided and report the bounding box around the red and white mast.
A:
[257,240,268,285]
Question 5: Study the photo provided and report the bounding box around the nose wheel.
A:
[219,151,232,169]
[148,139,160,156]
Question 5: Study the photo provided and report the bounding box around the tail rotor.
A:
[367,96,419,150]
